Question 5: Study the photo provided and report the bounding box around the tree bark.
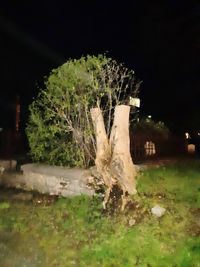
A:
[110,105,137,209]
[91,105,137,210]
[90,107,116,208]
[110,105,137,195]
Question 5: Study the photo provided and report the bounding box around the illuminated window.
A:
[188,144,195,153]
[144,141,156,155]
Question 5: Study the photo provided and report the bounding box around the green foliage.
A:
[0,202,10,210]
[132,117,169,141]
[26,54,139,166]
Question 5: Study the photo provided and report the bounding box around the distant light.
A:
[198,133,200,136]
[188,144,195,153]
[0,128,3,132]
[185,132,190,139]
[144,141,156,155]
[147,115,152,119]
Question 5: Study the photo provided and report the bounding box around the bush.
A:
[26,55,139,166]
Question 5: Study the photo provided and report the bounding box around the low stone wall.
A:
[0,163,95,197]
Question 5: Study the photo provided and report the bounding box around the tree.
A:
[26,54,141,209]
[132,117,169,141]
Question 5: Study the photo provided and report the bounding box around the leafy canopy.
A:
[26,55,140,166]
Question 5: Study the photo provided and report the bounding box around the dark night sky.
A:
[0,1,200,133]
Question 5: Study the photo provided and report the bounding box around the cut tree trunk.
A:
[90,107,116,208]
[110,105,137,209]
[90,105,137,210]
[110,105,137,194]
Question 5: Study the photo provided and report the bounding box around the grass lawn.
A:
[0,159,200,267]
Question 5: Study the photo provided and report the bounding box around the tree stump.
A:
[91,105,137,210]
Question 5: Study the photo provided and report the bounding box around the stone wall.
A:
[0,163,95,197]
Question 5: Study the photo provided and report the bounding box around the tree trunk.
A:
[110,105,137,195]
[110,105,137,209]
[90,107,116,208]
[91,105,137,210]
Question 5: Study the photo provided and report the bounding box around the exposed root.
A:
[103,187,112,209]
[121,192,129,211]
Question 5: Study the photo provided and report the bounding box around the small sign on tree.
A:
[129,97,140,107]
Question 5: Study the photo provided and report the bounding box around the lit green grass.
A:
[0,159,200,266]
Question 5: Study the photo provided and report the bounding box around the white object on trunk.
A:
[129,97,140,107]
